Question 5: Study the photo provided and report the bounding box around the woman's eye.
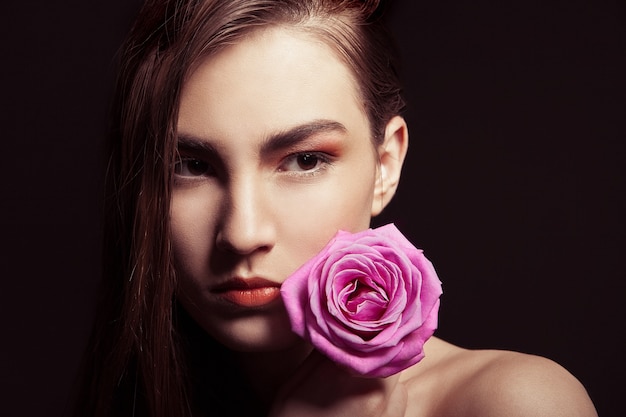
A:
[174,158,214,177]
[279,152,329,174]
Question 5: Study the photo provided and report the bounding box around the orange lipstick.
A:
[213,278,281,308]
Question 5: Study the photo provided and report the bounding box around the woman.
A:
[73,0,598,416]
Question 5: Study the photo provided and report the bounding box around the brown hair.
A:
[73,1,404,416]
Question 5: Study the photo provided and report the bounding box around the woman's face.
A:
[172,27,381,352]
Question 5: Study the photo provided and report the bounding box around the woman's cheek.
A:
[170,190,220,276]
[275,173,375,230]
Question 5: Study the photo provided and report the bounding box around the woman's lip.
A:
[212,278,282,308]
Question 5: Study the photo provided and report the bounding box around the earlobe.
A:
[371,116,409,217]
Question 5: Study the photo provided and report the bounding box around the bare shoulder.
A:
[455,348,598,417]
[400,338,598,417]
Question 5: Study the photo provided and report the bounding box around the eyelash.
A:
[173,157,215,178]
[172,151,333,182]
[278,152,332,176]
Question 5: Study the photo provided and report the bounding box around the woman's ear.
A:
[371,115,409,217]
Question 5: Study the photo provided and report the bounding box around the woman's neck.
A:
[231,342,313,406]
[179,312,313,415]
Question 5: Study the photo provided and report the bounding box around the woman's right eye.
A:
[174,158,214,177]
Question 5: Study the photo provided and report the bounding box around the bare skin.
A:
[401,338,597,417]
[269,337,598,417]
[172,26,598,417]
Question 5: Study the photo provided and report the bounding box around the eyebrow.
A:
[176,119,347,155]
[260,119,347,155]
[176,134,218,154]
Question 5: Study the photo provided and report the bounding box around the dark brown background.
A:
[2,0,624,416]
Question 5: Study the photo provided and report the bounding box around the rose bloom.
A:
[281,223,442,378]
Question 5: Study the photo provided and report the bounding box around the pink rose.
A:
[280,224,442,378]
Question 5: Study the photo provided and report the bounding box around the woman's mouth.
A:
[212,277,282,308]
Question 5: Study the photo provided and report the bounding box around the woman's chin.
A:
[203,311,303,353]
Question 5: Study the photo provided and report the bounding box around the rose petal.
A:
[280,223,443,378]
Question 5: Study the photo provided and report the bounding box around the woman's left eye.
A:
[278,152,330,174]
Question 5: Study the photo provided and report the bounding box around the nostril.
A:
[214,222,275,256]
[215,230,242,253]
[214,231,231,251]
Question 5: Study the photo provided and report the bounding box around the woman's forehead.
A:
[186,26,360,93]
[178,26,369,142]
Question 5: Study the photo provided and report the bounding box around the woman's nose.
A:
[215,177,276,255]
